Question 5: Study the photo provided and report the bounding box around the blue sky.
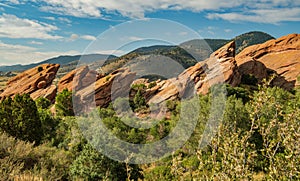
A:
[0,0,299,65]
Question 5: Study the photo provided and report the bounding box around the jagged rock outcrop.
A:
[147,41,241,104]
[236,34,300,89]
[58,65,104,92]
[0,64,60,102]
[31,85,57,101]
[75,68,136,111]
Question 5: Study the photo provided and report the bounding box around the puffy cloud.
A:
[0,14,62,39]
[58,17,72,24]
[81,35,97,41]
[70,33,79,40]
[68,34,96,41]
[207,8,300,24]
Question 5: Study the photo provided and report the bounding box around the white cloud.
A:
[207,7,300,24]
[44,16,56,21]
[29,0,300,23]
[28,40,43,45]
[67,34,96,41]
[81,35,97,41]
[70,33,79,40]
[7,0,20,4]
[58,17,71,24]
[0,14,62,39]
[0,2,16,8]
[0,41,79,65]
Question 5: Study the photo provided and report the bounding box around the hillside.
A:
[100,45,198,74]
[234,31,275,53]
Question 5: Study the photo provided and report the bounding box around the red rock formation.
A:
[57,65,101,92]
[236,34,300,89]
[0,64,60,102]
[75,68,136,111]
[31,85,57,101]
[147,41,241,104]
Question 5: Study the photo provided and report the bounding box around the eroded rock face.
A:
[147,41,241,104]
[236,34,300,89]
[74,68,136,111]
[57,65,103,92]
[0,64,60,102]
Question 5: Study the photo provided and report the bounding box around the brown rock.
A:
[31,85,57,102]
[75,68,136,111]
[0,64,60,102]
[236,34,300,89]
[148,41,241,104]
[58,66,99,92]
[37,81,47,89]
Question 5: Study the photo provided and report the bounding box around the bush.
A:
[55,89,74,116]
[0,132,72,180]
[0,94,43,144]
[133,90,147,110]
[70,144,128,181]
[36,97,51,109]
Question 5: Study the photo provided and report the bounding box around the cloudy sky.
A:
[0,0,299,65]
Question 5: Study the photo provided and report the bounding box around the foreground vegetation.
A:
[0,79,299,180]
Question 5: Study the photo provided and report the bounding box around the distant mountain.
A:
[101,45,198,74]
[181,31,275,58]
[0,54,117,72]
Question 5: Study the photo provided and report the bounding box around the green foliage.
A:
[148,82,157,89]
[133,90,147,111]
[143,84,300,180]
[0,76,299,180]
[0,132,72,180]
[0,94,42,144]
[52,116,85,155]
[38,108,59,143]
[36,97,51,109]
[70,144,128,181]
[131,83,146,91]
[55,89,74,116]
[144,165,174,180]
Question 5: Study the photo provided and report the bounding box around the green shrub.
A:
[55,89,74,116]
[0,94,42,144]
[36,97,51,109]
[70,144,128,181]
